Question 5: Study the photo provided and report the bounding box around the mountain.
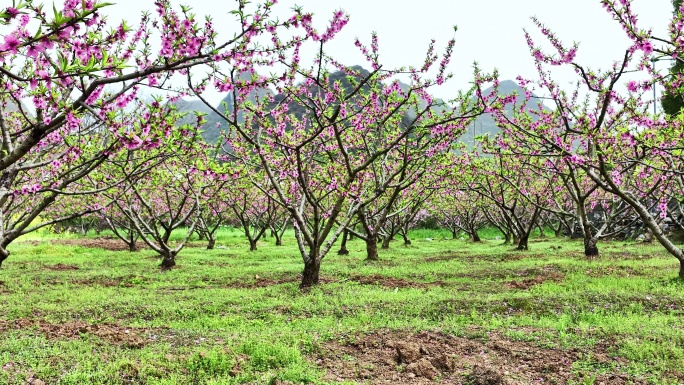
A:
[173,72,544,146]
[462,80,552,147]
[174,72,274,143]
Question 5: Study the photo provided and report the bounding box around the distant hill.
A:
[173,73,546,147]
[173,72,273,143]
[174,66,376,143]
[462,80,552,148]
[3,99,31,115]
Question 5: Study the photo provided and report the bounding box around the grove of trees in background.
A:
[3,0,684,287]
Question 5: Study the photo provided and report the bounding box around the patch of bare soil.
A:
[605,251,656,261]
[225,275,301,288]
[49,237,139,251]
[0,319,155,348]
[424,252,467,263]
[70,275,148,288]
[176,275,337,290]
[46,263,79,271]
[503,266,564,290]
[349,274,443,289]
[584,265,644,278]
[315,329,639,384]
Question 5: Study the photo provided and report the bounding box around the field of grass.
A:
[1,228,683,384]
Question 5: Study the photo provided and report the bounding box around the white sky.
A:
[102,0,672,106]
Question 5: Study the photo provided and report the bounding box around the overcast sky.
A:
[103,0,672,105]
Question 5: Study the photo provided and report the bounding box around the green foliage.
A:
[661,60,684,115]
[663,0,684,115]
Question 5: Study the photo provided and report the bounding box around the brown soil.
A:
[70,275,148,288]
[46,263,79,271]
[424,253,467,263]
[584,265,644,278]
[504,274,564,290]
[157,275,336,291]
[38,237,141,252]
[0,319,155,348]
[503,266,565,290]
[225,276,301,288]
[350,274,443,289]
[261,275,335,288]
[315,329,639,384]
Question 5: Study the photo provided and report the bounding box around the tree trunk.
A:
[207,238,216,250]
[472,231,481,242]
[584,236,599,257]
[680,259,684,280]
[452,230,458,239]
[160,251,176,269]
[127,231,138,252]
[537,223,546,238]
[301,258,321,288]
[0,246,9,268]
[366,233,379,261]
[381,235,391,249]
[516,234,529,251]
[275,236,282,246]
[644,228,654,243]
[337,230,349,255]
[513,235,520,246]
[249,239,258,251]
[402,233,411,246]
[504,232,512,245]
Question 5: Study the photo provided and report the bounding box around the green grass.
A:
[1,229,683,384]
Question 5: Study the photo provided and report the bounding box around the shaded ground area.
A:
[70,275,148,288]
[315,329,640,384]
[23,238,139,252]
[46,263,79,271]
[0,319,154,348]
[349,274,444,289]
[503,266,565,290]
[39,238,214,251]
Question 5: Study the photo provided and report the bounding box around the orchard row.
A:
[1,0,684,287]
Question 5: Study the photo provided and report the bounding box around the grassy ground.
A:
[1,228,683,384]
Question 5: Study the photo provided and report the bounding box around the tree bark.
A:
[402,233,411,246]
[472,231,481,242]
[366,233,379,261]
[680,259,684,280]
[0,246,9,268]
[606,186,684,276]
[207,238,216,250]
[128,242,138,252]
[516,234,529,251]
[249,239,258,251]
[337,230,349,255]
[537,223,546,238]
[300,258,321,288]
[504,232,512,245]
[584,236,599,257]
[160,251,176,269]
